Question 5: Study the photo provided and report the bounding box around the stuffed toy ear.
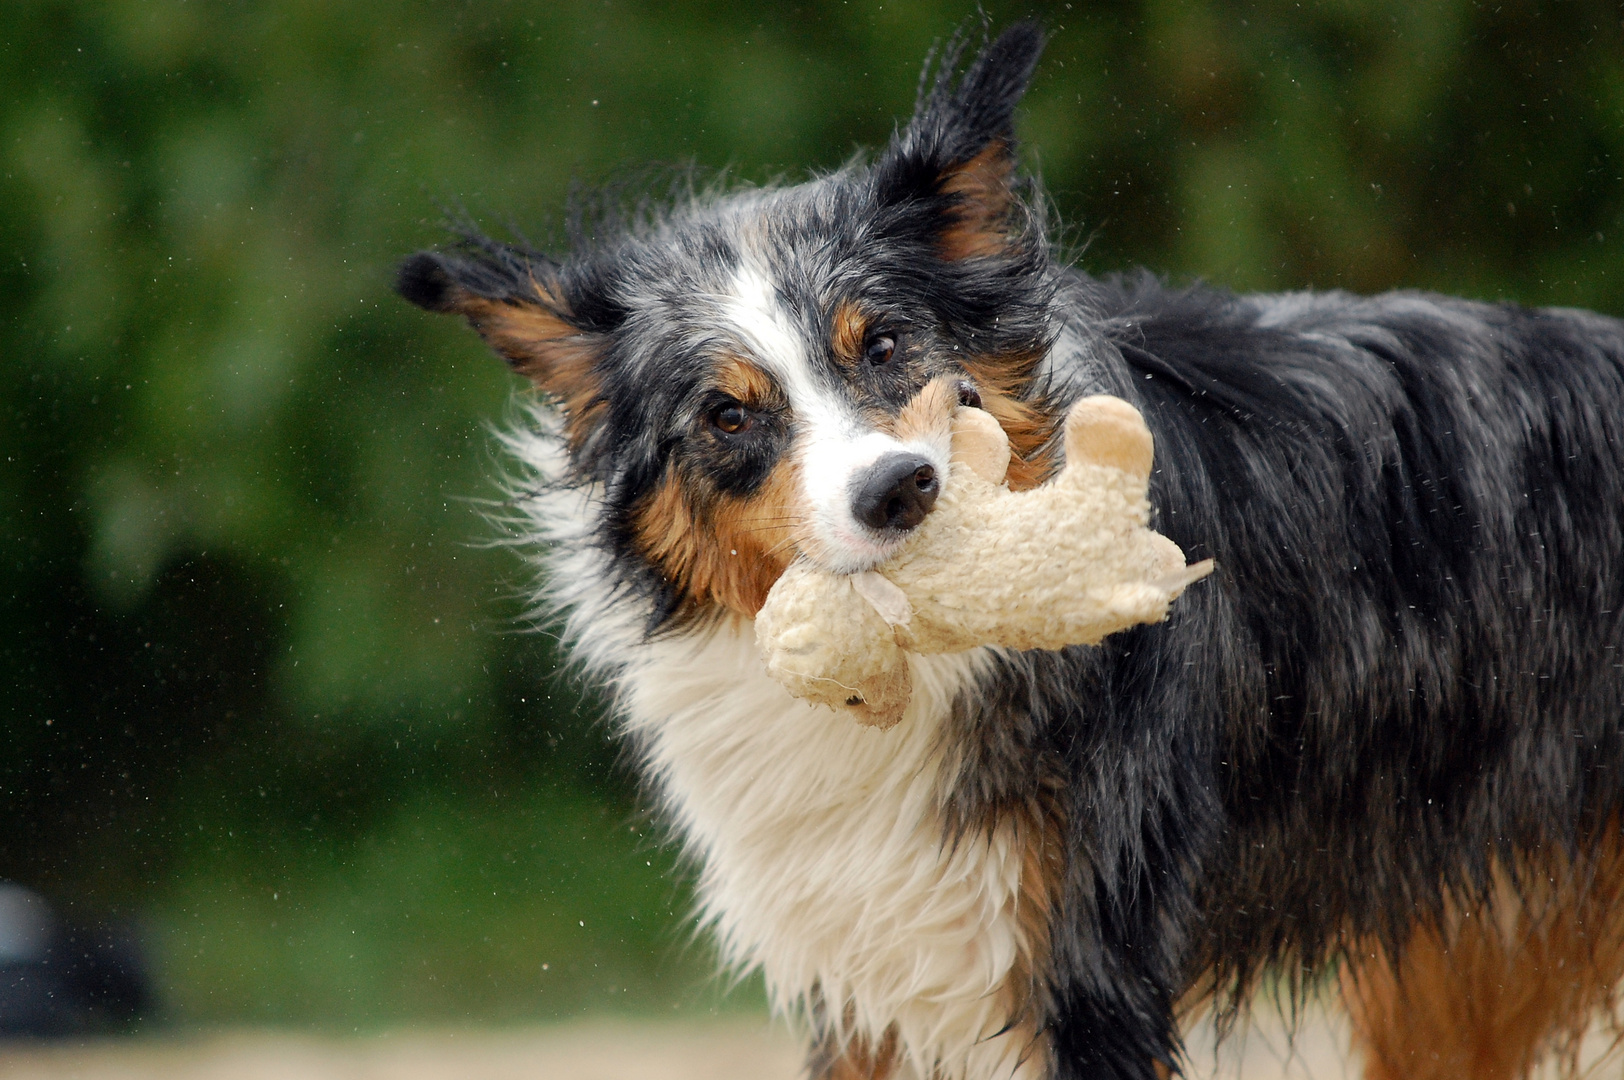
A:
[952,406,1012,483]
[1064,395,1156,480]
[873,22,1045,260]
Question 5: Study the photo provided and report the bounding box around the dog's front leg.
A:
[1001,626,1224,1080]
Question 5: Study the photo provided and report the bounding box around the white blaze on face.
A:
[722,262,949,574]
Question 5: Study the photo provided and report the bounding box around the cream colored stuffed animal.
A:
[755,379,1213,728]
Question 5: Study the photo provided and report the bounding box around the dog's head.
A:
[398,24,1056,626]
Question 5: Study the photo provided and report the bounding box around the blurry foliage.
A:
[1,0,1621,1027]
[158,788,703,1025]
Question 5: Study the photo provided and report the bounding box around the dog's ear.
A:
[397,248,606,439]
[874,22,1045,260]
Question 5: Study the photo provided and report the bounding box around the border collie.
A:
[397,23,1624,1080]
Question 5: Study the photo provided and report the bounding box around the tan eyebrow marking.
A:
[830,299,868,367]
[715,356,781,405]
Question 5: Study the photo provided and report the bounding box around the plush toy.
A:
[755,379,1214,728]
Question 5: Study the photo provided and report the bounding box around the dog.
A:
[397,22,1624,1080]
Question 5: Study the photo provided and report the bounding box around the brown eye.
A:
[710,402,754,435]
[864,333,897,366]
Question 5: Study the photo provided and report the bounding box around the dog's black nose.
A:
[852,454,940,532]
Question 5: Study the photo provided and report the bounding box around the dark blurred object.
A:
[0,883,151,1036]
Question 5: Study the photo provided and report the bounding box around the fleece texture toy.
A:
[755,379,1213,728]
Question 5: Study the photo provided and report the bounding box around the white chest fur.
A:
[503,420,1046,1078]
[618,624,1045,1080]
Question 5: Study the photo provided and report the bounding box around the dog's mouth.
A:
[797,524,913,575]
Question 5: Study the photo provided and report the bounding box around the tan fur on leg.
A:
[1343,832,1624,1080]
[810,1023,900,1080]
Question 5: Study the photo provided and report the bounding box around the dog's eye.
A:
[710,402,755,435]
[864,333,897,366]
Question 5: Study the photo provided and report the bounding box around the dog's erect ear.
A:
[397,248,606,440]
[874,22,1045,259]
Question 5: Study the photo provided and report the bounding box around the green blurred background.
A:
[3,0,1621,1032]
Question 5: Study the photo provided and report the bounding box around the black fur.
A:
[399,22,1624,1080]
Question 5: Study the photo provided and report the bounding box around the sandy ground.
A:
[0,1012,1361,1080]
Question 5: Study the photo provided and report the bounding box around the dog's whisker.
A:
[733,519,810,536]
[761,534,805,559]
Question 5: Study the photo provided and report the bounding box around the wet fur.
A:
[398,23,1624,1080]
